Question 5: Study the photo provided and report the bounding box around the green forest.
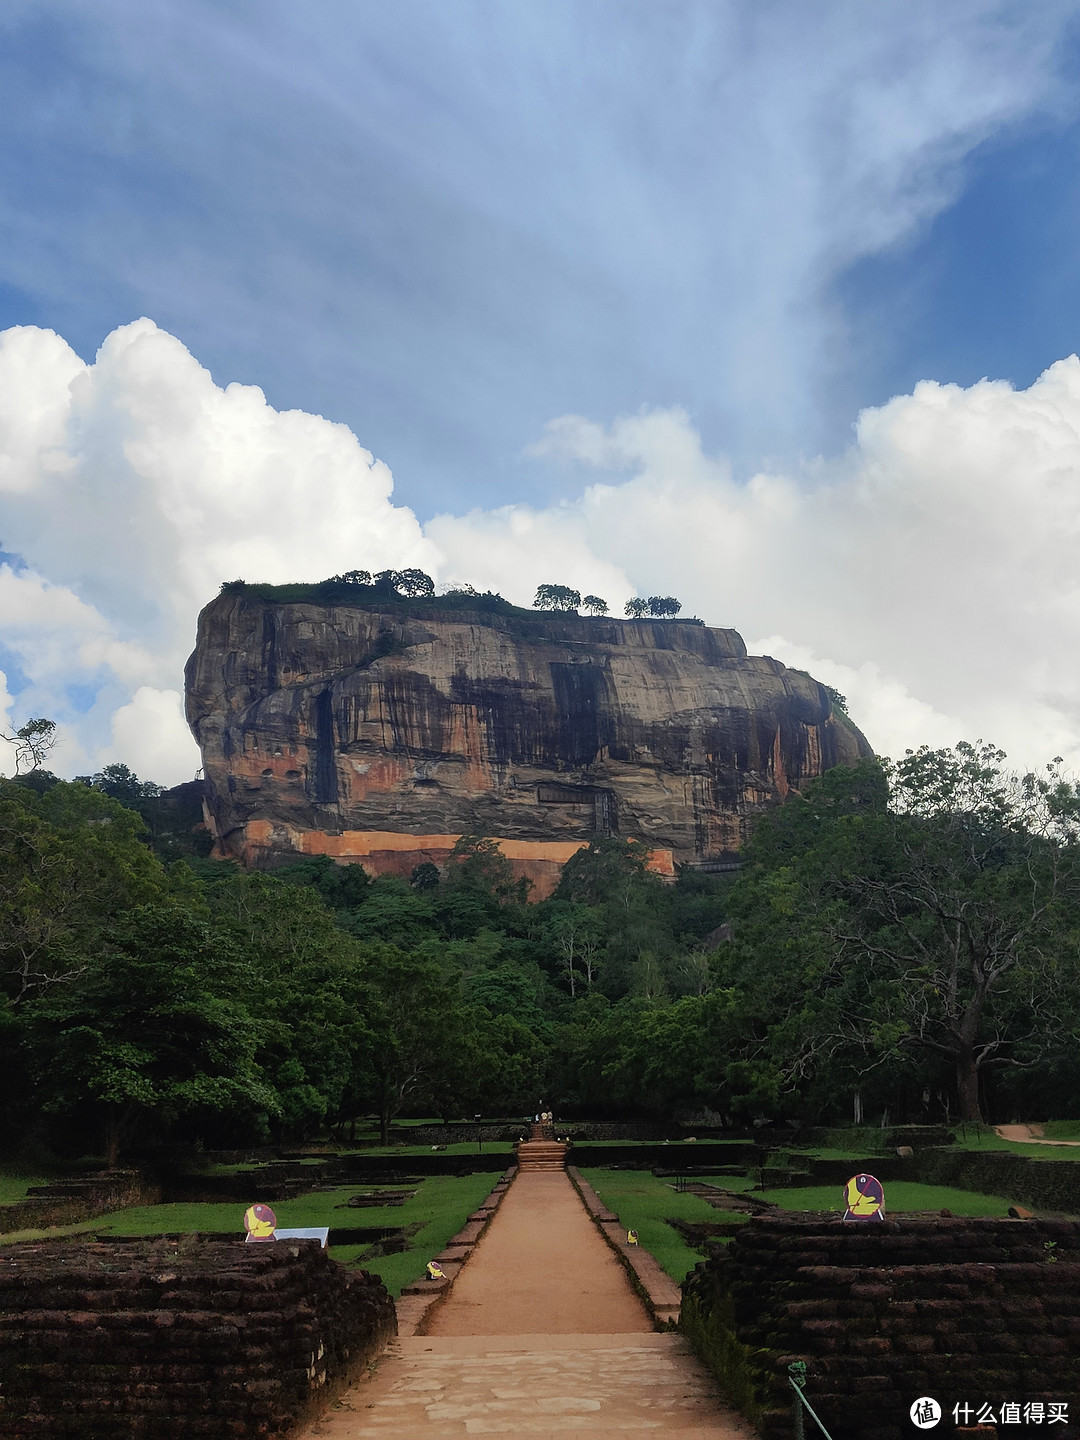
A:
[4,740,1080,1167]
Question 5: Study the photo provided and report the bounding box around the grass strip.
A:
[1040,1120,1080,1142]
[0,1172,50,1204]
[349,1141,514,1156]
[578,1167,733,1283]
[947,1130,1080,1158]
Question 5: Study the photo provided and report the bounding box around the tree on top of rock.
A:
[370,569,435,597]
[623,596,683,619]
[533,583,581,612]
[395,569,436,597]
[582,595,609,615]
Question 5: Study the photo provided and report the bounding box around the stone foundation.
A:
[681,1215,1080,1440]
[0,1237,395,1437]
[0,1171,157,1236]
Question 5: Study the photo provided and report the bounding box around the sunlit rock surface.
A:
[185,593,872,895]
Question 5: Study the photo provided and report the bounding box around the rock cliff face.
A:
[185,592,872,895]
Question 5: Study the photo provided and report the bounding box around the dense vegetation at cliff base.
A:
[3,741,1080,1164]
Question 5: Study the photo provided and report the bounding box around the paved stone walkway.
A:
[301,1169,753,1439]
[307,1333,756,1438]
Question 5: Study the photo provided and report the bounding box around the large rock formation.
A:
[186,590,872,895]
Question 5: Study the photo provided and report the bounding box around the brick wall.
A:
[911,1148,1080,1212]
[681,1215,1080,1440]
[0,1237,395,1437]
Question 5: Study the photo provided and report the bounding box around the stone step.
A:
[515,1141,569,1173]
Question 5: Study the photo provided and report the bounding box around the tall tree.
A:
[1,717,57,776]
[208,871,378,1140]
[362,945,473,1140]
[0,780,171,1007]
[724,746,1080,1122]
[25,902,274,1164]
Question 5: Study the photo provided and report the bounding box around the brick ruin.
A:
[0,1237,395,1437]
[681,1215,1080,1440]
[0,1171,157,1236]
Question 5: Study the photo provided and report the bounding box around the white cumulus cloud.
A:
[109,688,196,786]
[433,359,1080,773]
[0,319,436,783]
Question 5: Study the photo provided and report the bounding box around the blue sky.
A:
[5,1,1080,781]
[1,1,1077,510]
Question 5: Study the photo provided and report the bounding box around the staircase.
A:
[514,1122,568,1172]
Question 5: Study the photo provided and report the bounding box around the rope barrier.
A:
[788,1363,835,1440]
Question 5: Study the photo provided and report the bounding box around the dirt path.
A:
[425,1169,651,1336]
[301,1167,752,1438]
[994,1124,1080,1147]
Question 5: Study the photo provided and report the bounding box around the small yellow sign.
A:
[843,1174,885,1221]
[243,1203,278,1241]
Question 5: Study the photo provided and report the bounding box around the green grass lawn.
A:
[759,1181,1016,1215]
[1041,1120,1080,1142]
[352,1140,514,1156]
[0,1173,499,1298]
[784,1147,889,1161]
[580,1169,1021,1284]
[574,1138,748,1147]
[0,1172,49,1204]
[948,1128,1080,1158]
[579,1168,741,1283]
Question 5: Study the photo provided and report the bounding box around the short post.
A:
[475,1114,482,1154]
[787,1359,834,1440]
[755,1143,768,1191]
[789,1361,806,1440]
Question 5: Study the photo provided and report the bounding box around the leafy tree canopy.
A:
[24,901,274,1163]
[1,716,58,776]
[722,744,1080,1122]
[534,583,581,612]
